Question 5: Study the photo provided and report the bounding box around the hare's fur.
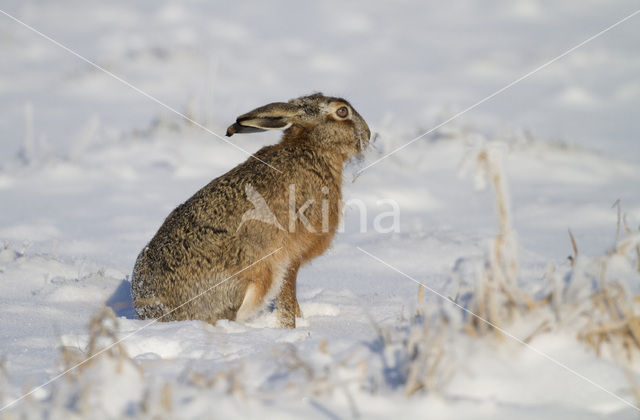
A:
[131,93,370,328]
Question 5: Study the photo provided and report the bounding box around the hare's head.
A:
[226,93,371,158]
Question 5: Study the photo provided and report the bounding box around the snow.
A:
[1,0,640,418]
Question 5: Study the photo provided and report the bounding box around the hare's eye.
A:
[336,106,349,118]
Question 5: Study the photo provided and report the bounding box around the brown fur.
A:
[131,93,370,328]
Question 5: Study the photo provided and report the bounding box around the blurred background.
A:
[1,0,639,162]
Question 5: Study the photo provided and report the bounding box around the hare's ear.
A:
[226,102,299,136]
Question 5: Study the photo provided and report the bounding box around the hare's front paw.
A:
[277,309,296,329]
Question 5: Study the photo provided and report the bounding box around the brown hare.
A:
[131,93,370,328]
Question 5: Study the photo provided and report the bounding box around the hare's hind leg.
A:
[276,261,302,328]
[235,283,263,322]
[234,263,275,322]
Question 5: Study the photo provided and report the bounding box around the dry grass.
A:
[459,143,640,336]
[458,142,640,405]
[459,142,537,338]
[187,363,247,397]
[616,200,640,272]
[574,259,640,406]
[578,283,640,358]
[403,317,454,396]
[368,309,455,398]
[59,307,137,378]
[50,308,148,417]
[575,217,640,362]
[272,342,365,418]
[568,229,578,267]
[187,341,366,416]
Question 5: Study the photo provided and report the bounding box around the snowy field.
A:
[1,1,640,418]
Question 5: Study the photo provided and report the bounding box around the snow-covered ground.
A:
[1,1,640,418]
